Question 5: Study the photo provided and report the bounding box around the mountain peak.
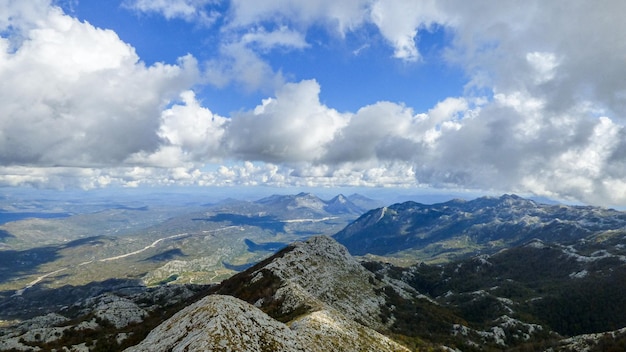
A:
[216,235,388,329]
[329,194,348,203]
[295,191,314,197]
[255,193,325,210]
[125,295,305,352]
[324,194,363,215]
[128,236,411,351]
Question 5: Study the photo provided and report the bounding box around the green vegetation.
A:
[363,240,626,349]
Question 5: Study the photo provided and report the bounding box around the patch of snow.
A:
[569,270,589,279]
[377,207,387,223]
[526,239,547,249]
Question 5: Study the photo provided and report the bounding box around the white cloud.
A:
[123,0,219,24]
[204,41,285,92]
[0,4,198,167]
[525,51,559,84]
[225,0,447,62]
[240,26,309,51]
[440,0,626,118]
[127,90,227,167]
[157,90,227,160]
[223,80,347,163]
[370,0,445,61]
[227,0,370,35]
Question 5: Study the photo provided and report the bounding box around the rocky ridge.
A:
[0,283,210,351]
[126,236,413,351]
[125,295,408,352]
[334,194,626,262]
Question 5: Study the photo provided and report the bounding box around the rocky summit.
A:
[128,236,411,351]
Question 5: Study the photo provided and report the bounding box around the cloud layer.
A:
[2,0,626,206]
[0,3,198,167]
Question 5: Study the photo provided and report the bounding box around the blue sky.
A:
[1,1,626,206]
[66,1,464,115]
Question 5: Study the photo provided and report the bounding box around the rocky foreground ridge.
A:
[128,235,410,352]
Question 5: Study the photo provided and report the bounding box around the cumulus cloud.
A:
[440,0,626,118]
[204,41,285,92]
[0,3,198,167]
[128,90,227,167]
[370,0,445,61]
[223,80,347,163]
[225,0,446,62]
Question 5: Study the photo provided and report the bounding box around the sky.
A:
[1,0,626,206]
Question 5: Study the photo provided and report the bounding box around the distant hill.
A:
[254,192,371,216]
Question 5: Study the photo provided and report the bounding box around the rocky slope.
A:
[126,236,413,351]
[125,294,408,352]
[0,282,210,351]
[125,235,577,351]
[363,228,626,349]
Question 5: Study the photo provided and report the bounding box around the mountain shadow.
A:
[244,238,287,252]
[0,278,145,321]
[0,211,71,225]
[61,235,108,248]
[193,213,286,232]
[0,236,115,283]
[143,248,187,262]
[0,229,14,241]
[0,246,61,283]
[222,261,257,271]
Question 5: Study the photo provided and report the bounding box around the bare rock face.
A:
[89,293,148,329]
[125,294,306,352]
[125,294,409,352]
[125,237,411,352]
[255,235,388,329]
[290,309,409,352]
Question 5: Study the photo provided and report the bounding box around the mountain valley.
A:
[0,193,375,292]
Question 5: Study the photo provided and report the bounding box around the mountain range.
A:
[1,194,626,351]
[335,194,626,263]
